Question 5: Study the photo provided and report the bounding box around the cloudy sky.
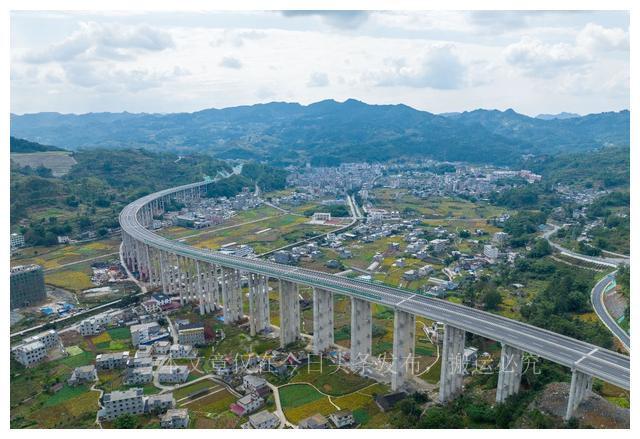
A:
[10,10,629,116]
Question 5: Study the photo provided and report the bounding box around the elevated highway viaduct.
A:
[119,180,630,420]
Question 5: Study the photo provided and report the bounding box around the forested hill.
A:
[11,100,629,166]
[10,148,286,245]
[10,136,65,153]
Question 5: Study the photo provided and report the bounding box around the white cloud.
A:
[281,11,369,29]
[504,36,589,77]
[372,45,467,90]
[307,72,329,87]
[219,56,243,69]
[22,21,174,64]
[10,11,629,115]
[577,23,628,52]
[210,29,267,48]
[61,61,183,92]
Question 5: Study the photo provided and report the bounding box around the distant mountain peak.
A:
[536,112,581,120]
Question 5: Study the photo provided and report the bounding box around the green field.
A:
[10,238,121,270]
[371,189,508,220]
[183,213,339,254]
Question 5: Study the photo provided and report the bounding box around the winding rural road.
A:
[542,224,630,350]
[591,272,630,351]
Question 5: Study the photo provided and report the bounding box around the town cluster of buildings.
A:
[157,187,263,231]
[285,162,384,197]
[381,161,542,198]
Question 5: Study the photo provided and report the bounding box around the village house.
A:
[153,340,171,355]
[125,366,153,385]
[96,351,130,370]
[146,393,176,413]
[298,413,331,429]
[11,329,60,367]
[98,388,146,420]
[160,408,190,429]
[242,375,271,397]
[248,410,280,429]
[177,323,206,346]
[157,365,190,384]
[329,410,356,428]
[169,344,196,359]
[230,393,264,416]
[68,365,98,386]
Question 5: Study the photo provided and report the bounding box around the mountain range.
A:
[10,99,629,166]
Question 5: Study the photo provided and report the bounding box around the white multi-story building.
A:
[153,340,171,355]
[312,212,331,222]
[125,366,153,385]
[483,244,500,261]
[329,410,356,428]
[11,329,60,367]
[248,410,279,429]
[98,388,146,420]
[10,233,25,250]
[430,239,448,253]
[177,323,205,346]
[169,344,195,359]
[161,408,189,429]
[129,356,153,369]
[78,317,103,336]
[130,322,162,347]
[146,393,175,413]
[96,351,130,369]
[11,340,47,367]
[157,365,190,384]
[68,365,98,386]
[236,393,264,415]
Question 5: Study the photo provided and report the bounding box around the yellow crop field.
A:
[283,398,336,424]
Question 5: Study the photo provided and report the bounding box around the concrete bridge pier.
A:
[195,260,205,315]
[439,324,466,403]
[256,275,271,333]
[249,273,270,336]
[565,370,593,420]
[279,279,300,347]
[350,297,372,371]
[222,267,242,323]
[496,344,524,403]
[312,287,334,354]
[391,309,416,391]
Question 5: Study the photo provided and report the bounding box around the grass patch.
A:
[279,384,324,409]
[107,327,131,340]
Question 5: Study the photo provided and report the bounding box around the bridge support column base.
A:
[279,280,300,347]
[313,288,334,354]
[439,324,465,403]
[565,370,593,420]
[391,309,416,391]
[496,344,524,403]
[350,297,372,372]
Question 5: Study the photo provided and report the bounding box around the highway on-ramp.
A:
[591,272,630,351]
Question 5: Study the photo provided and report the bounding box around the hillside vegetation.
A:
[11,100,629,166]
[10,143,286,246]
[10,136,65,153]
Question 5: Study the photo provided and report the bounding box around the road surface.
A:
[591,272,630,351]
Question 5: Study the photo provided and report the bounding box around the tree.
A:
[113,414,138,429]
[483,290,502,311]
[419,407,464,428]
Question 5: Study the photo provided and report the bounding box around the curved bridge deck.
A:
[119,180,629,391]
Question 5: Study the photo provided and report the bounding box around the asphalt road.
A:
[591,272,630,351]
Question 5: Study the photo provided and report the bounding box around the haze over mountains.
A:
[11,99,629,166]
